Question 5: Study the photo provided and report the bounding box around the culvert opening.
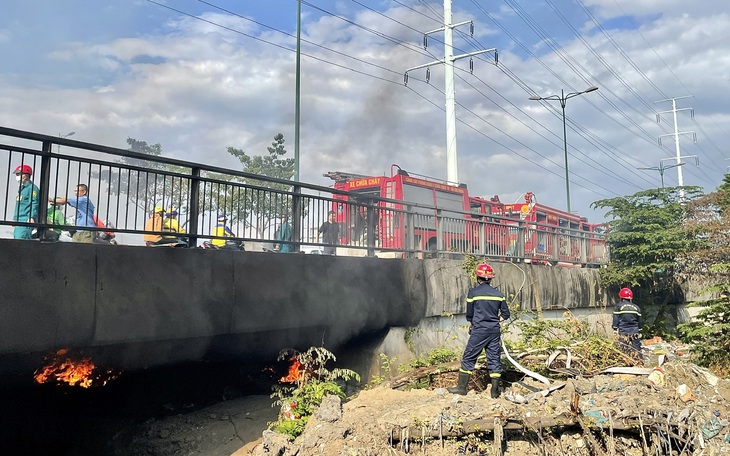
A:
[0,357,296,455]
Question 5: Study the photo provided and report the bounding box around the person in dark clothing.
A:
[449,263,510,398]
[318,210,339,255]
[612,287,642,364]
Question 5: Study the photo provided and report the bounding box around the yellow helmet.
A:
[154,205,164,213]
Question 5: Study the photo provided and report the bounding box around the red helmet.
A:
[14,164,32,175]
[619,288,633,300]
[476,263,495,279]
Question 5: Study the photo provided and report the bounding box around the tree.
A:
[213,133,296,237]
[677,177,730,374]
[591,186,703,336]
[97,138,190,215]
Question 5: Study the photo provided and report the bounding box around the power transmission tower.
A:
[404,0,496,185]
[655,96,697,199]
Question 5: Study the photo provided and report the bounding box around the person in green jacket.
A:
[12,164,40,240]
[43,203,67,241]
[274,214,293,253]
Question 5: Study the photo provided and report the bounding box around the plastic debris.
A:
[647,367,665,387]
[583,410,609,430]
[701,411,724,440]
[676,384,696,403]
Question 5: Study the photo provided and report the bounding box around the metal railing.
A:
[0,126,606,265]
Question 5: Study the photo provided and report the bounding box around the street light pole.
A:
[58,131,75,153]
[637,155,698,189]
[529,86,598,213]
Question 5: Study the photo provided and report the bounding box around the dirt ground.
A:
[110,360,730,456]
[105,394,279,456]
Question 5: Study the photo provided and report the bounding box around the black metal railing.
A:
[0,126,606,265]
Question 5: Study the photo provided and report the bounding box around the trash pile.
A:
[250,339,730,456]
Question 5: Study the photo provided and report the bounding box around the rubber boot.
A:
[490,377,501,399]
[447,372,471,395]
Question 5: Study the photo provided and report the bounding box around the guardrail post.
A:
[292,184,301,253]
[366,203,375,257]
[187,167,201,247]
[478,219,486,256]
[38,140,53,236]
[516,221,525,260]
[404,205,415,258]
[552,228,559,263]
[435,209,443,256]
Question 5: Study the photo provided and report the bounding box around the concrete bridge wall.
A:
[0,239,612,377]
[8,239,711,380]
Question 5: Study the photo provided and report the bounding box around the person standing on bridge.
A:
[613,287,643,364]
[163,207,186,240]
[144,206,165,246]
[318,210,339,255]
[273,214,292,253]
[12,164,40,240]
[213,214,239,250]
[50,183,96,243]
[449,263,510,398]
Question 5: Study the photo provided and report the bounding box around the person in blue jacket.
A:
[12,164,40,240]
[449,263,510,398]
[613,287,642,363]
[50,183,96,243]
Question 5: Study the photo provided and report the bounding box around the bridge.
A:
[0,126,607,379]
[0,237,605,380]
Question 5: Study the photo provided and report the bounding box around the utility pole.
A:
[656,96,697,199]
[404,0,496,186]
[294,0,301,182]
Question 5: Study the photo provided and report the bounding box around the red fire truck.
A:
[469,192,606,265]
[325,165,471,253]
[325,166,605,264]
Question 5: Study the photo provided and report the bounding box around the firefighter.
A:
[448,263,510,397]
[612,287,642,364]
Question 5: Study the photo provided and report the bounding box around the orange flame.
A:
[280,355,303,383]
[34,349,118,388]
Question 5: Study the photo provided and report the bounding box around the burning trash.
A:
[280,355,303,384]
[33,348,119,388]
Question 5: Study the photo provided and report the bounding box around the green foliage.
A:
[678,266,730,375]
[592,186,702,294]
[220,133,297,235]
[506,312,626,374]
[510,313,589,352]
[96,138,191,213]
[407,348,459,369]
[269,346,360,440]
[461,253,481,283]
[367,353,397,388]
[675,177,730,375]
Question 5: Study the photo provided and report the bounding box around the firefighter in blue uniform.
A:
[612,287,642,363]
[448,263,510,398]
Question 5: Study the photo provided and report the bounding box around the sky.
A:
[1,0,728,224]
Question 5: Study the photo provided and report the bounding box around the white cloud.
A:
[0,1,728,223]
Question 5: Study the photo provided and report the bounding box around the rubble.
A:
[249,355,730,456]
